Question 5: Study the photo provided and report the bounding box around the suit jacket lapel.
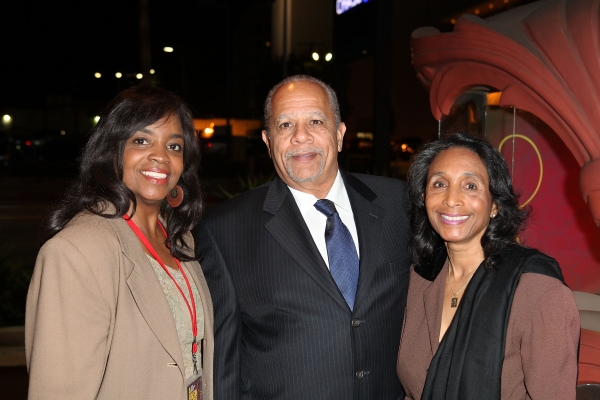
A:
[263,177,349,312]
[342,172,384,309]
[109,218,186,378]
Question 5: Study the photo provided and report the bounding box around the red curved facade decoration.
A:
[411,0,600,224]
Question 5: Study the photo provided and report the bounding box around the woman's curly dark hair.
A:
[40,85,203,261]
[407,132,528,270]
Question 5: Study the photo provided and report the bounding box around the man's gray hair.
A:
[264,75,341,136]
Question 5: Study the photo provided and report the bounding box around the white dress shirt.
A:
[288,171,360,269]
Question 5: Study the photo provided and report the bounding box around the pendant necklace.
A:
[448,258,475,308]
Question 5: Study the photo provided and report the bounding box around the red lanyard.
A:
[124,216,199,372]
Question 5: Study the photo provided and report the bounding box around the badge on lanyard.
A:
[187,373,203,400]
[186,338,203,400]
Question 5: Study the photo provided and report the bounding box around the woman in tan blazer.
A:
[25,85,213,400]
[397,133,579,400]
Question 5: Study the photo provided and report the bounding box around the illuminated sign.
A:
[336,0,369,15]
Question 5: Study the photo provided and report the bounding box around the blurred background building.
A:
[0,0,533,178]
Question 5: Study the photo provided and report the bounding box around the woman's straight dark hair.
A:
[40,85,203,261]
[407,132,529,270]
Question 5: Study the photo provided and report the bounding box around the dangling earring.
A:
[167,185,184,208]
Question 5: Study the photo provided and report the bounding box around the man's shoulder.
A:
[202,181,273,222]
[345,172,408,200]
[349,172,406,187]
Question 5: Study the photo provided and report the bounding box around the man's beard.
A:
[284,147,326,183]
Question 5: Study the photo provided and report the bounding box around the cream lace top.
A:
[147,255,204,379]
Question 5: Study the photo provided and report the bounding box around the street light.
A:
[312,52,319,61]
[149,69,155,74]
[136,73,143,80]
[163,46,186,96]
[94,72,102,78]
[115,72,123,78]
[2,114,12,128]
[325,53,333,61]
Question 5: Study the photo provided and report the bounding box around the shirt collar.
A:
[287,170,351,213]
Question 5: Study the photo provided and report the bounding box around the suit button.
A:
[355,371,365,379]
[351,318,361,327]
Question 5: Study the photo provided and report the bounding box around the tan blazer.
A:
[25,211,214,400]
[397,263,579,400]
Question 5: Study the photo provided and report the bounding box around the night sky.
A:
[4,0,138,106]
[2,0,266,109]
[2,0,518,119]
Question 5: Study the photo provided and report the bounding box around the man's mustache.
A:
[285,147,325,159]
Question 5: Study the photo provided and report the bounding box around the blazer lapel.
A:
[186,260,214,351]
[342,172,385,309]
[263,177,349,313]
[185,259,214,399]
[109,218,186,378]
[423,261,447,355]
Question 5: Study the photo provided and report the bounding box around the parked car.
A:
[0,128,84,175]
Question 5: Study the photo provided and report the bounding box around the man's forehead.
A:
[275,110,327,121]
[270,81,332,125]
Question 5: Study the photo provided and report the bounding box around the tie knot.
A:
[314,199,338,217]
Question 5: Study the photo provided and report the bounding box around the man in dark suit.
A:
[195,75,411,399]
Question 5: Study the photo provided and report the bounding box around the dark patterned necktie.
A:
[314,199,359,310]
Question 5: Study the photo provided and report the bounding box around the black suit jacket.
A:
[194,171,411,399]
